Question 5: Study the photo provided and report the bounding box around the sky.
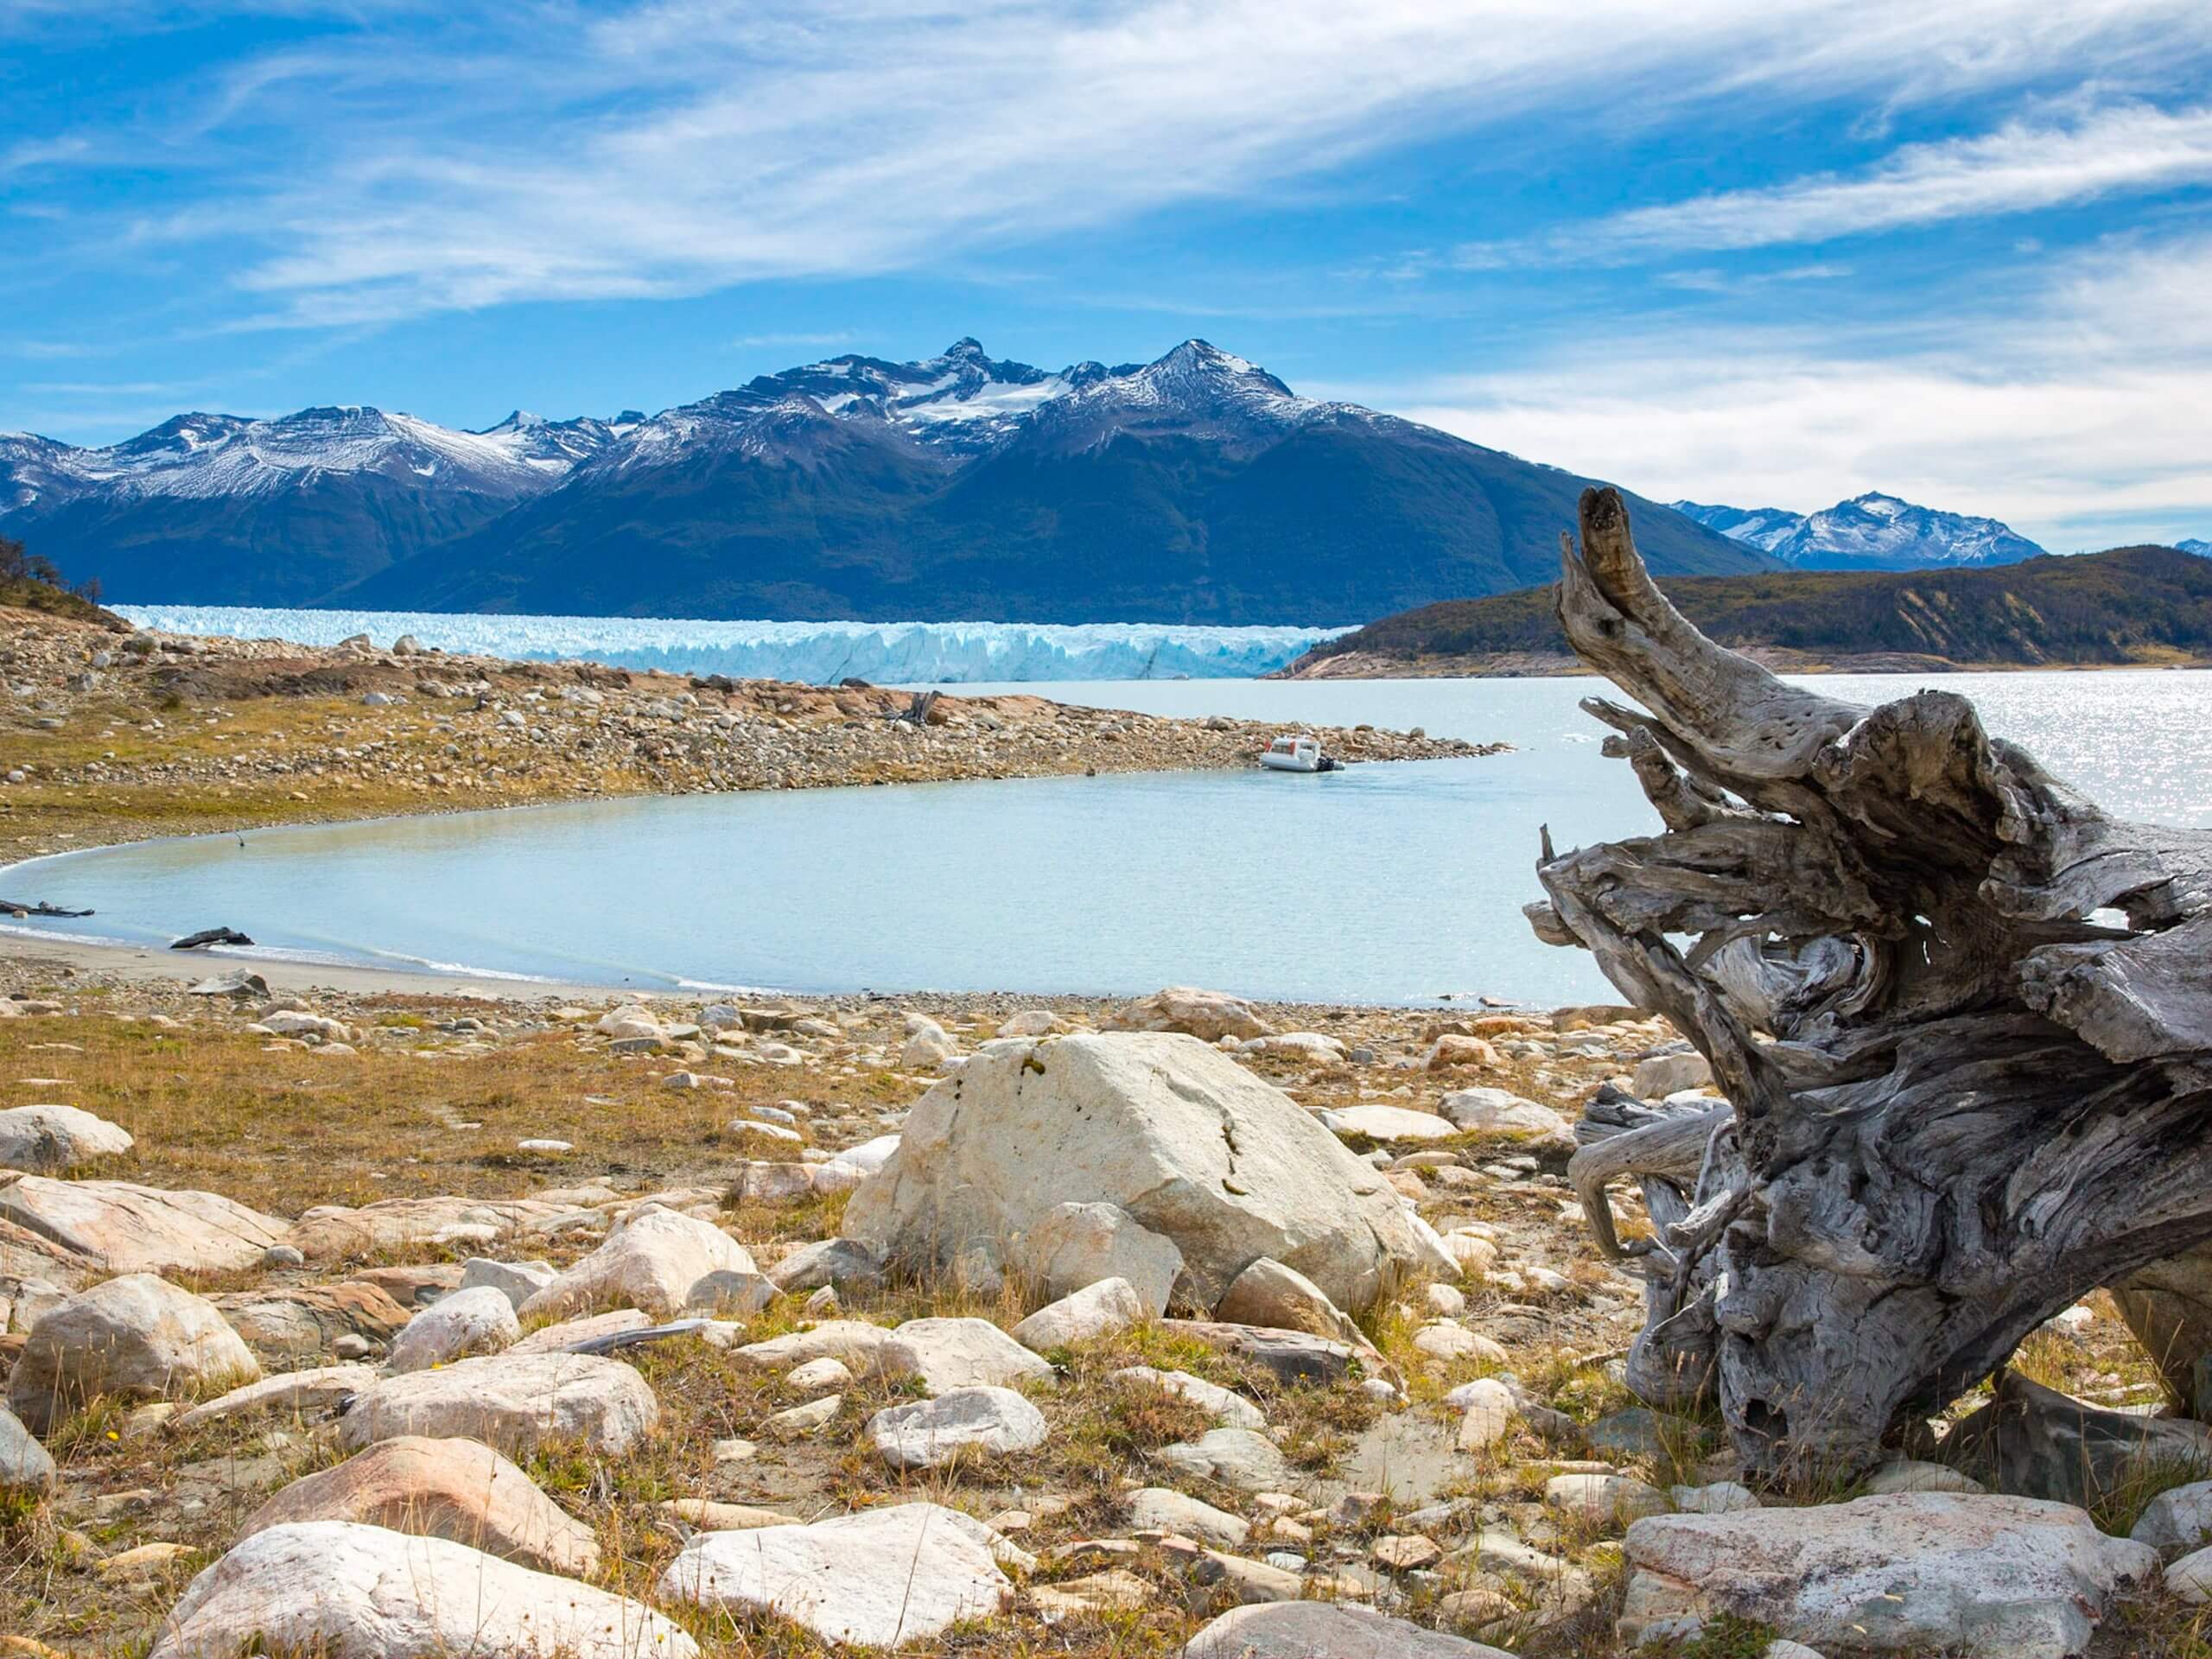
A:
[3,0,2209,550]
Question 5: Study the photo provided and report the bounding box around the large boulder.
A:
[518,1206,760,1321]
[240,1436,599,1575]
[659,1502,1013,1647]
[0,1176,288,1274]
[842,1033,1452,1313]
[385,1284,521,1373]
[339,1352,658,1457]
[1618,1492,2157,1656]
[148,1521,696,1659]
[0,1105,133,1172]
[8,1273,258,1433]
[1187,1603,1514,1657]
[1106,986,1272,1043]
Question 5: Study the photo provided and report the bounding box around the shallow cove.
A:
[10,671,2212,1005]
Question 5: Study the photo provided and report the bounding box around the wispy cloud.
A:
[1367,231,2212,548]
[730,331,856,350]
[1461,102,2212,264]
[53,0,2211,326]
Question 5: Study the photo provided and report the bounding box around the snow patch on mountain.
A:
[112,606,1345,683]
[1674,492,2046,570]
[2178,537,2211,557]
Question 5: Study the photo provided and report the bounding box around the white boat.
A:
[1260,733,1338,772]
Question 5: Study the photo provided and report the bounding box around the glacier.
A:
[111,605,1345,683]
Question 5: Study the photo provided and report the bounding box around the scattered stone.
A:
[1412,1320,1510,1368]
[1166,1319,1355,1386]
[210,1282,411,1363]
[1214,1256,1364,1346]
[240,1435,599,1575]
[1618,1492,2158,1657]
[169,1364,375,1432]
[1130,1486,1249,1545]
[660,1502,1013,1648]
[506,1308,652,1355]
[784,1356,852,1393]
[2171,1542,2212,1603]
[764,1394,842,1437]
[8,1273,258,1433]
[1033,1567,1153,1614]
[458,1256,558,1310]
[1108,986,1272,1042]
[1452,1377,1517,1451]
[2130,1479,2212,1553]
[1864,1459,1987,1497]
[1319,1104,1458,1141]
[880,1316,1054,1394]
[1372,1534,1442,1570]
[869,1385,1048,1468]
[1438,1086,1573,1141]
[385,1285,521,1373]
[1012,1276,1143,1351]
[518,1206,758,1321]
[147,1521,696,1659]
[0,1403,56,1495]
[765,1236,884,1294]
[1422,1034,1502,1071]
[731,1319,892,1373]
[1545,1471,1670,1526]
[1154,1427,1294,1492]
[1670,1481,1761,1514]
[1112,1366,1267,1430]
[0,1104,133,1172]
[1632,1050,1713,1096]
[340,1352,658,1457]
[1187,1602,1513,1657]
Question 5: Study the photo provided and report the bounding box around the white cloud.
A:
[76,0,2212,324]
[1486,102,2212,260]
[1363,232,2212,550]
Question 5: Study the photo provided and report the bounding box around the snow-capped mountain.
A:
[1673,493,2047,571]
[2178,537,2211,557]
[4,339,1774,619]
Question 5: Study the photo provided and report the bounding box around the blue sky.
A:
[3,2,2209,550]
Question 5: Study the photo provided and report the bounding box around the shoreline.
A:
[1275,645,2212,679]
[0,605,1501,1002]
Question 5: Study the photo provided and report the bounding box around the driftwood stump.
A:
[1530,486,2212,1483]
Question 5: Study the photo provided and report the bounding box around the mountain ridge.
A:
[1281,544,2212,677]
[1673,491,2047,570]
[2,338,1773,621]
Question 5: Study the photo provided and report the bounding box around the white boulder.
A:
[148,1520,696,1659]
[0,1104,134,1172]
[868,1386,1048,1469]
[879,1317,1053,1394]
[7,1273,257,1433]
[842,1033,1452,1313]
[340,1351,658,1457]
[1012,1277,1143,1351]
[659,1502,1013,1647]
[1618,1492,2158,1656]
[518,1206,758,1321]
[1439,1086,1573,1141]
[385,1285,521,1373]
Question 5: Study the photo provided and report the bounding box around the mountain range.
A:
[1671,493,2049,570]
[1,340,1770,623]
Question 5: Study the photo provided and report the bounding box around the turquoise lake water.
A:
[7,671,2210,1006]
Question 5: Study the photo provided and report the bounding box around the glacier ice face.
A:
[112,606,1344,683]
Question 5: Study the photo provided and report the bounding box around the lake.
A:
[9,670,2211,1006]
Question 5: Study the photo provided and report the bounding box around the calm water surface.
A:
[8,671,2210,1006]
